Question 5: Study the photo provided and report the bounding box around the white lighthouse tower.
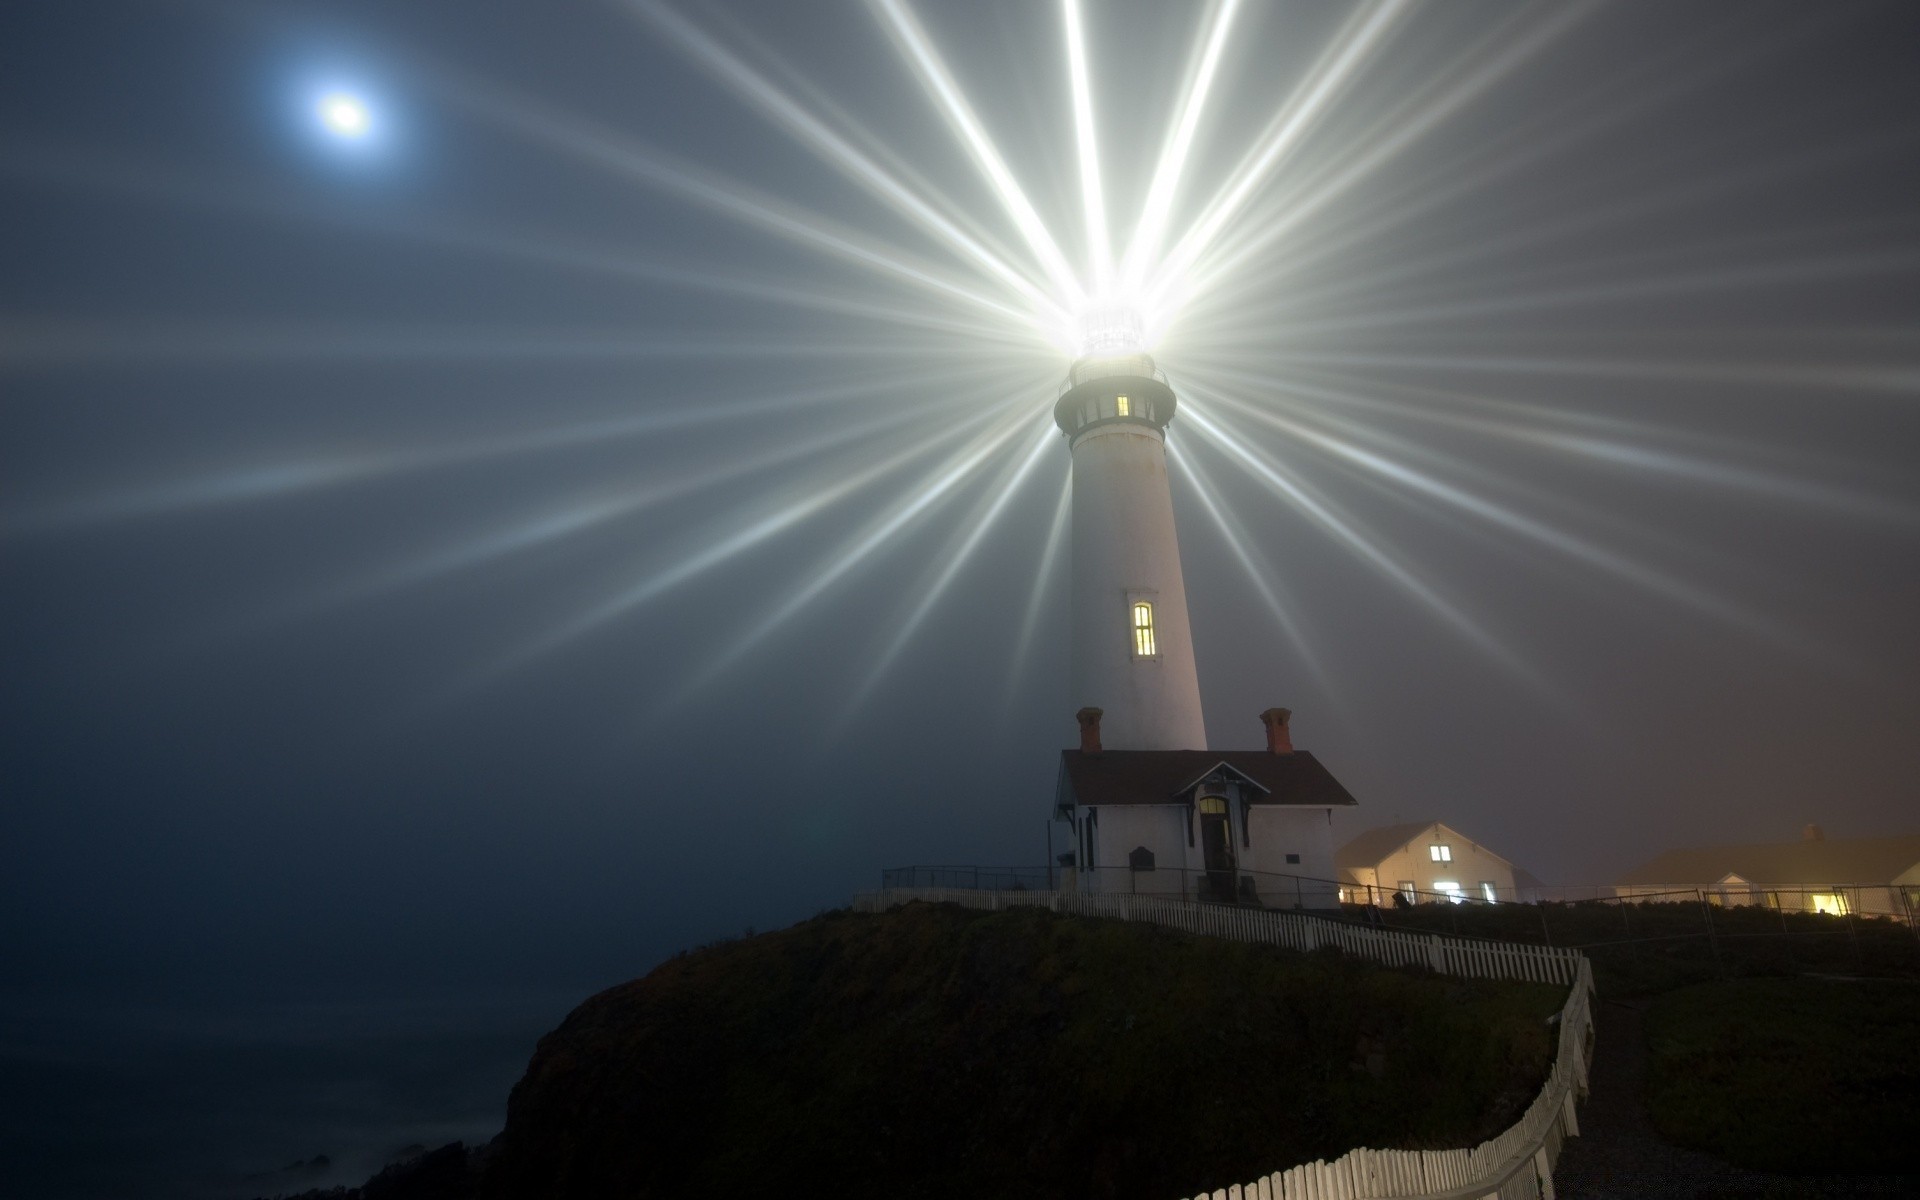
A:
[1053,318,1207,751]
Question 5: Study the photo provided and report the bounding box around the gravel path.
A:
[1553,997,1917,1199]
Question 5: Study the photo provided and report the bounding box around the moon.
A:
[315,91,371,139]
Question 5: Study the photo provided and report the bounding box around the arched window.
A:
[1131,601,1156,656]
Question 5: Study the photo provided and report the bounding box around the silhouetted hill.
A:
[480,901,1563,1199]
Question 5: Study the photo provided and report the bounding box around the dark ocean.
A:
[0,988,580,1199]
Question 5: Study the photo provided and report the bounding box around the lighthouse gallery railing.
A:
[852,888,1592,1200]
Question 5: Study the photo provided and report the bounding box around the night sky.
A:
[3,2,1918,1195]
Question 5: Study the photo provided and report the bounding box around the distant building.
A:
[1615,826,1920,918]
[1055,707,1357,906]
[1337,821,1527,906]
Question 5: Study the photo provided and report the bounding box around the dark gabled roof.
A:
[1056,749,1358,809]
[1335,822,1439,870]
[1616,834,1920,888]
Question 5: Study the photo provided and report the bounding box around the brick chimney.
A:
[1802,823,1825,842]
[1259,707,1294,754]
[1076,707,1104,754]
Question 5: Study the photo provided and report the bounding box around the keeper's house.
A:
[1337,821,1529,906]
[1615,826,1920,919]
[1055,707,1357,906]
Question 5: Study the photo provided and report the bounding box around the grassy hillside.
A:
[1645,977,1920,1174]
[483,901,1565,1200]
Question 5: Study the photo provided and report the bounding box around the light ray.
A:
[625,0,1069,326]
[1181,401,1556,692]
[664,402,1043,704]
[439,82,1045,335]
[1191,359,1920,526]
[471,386,1038,686]
[1170,1,1597,313]
[1189,378,1797,645]
[1243,347,1920,398]
[1144,0,1410,312]
[0,363,989,536]
[999,470,1074,717]
[871,0,1085,307]
[0,317,989,368]
[837,419,1060,721]
[1164,441,1335,694]
[268,399,956,624]
[1061,0,1111,291]
[1117,0,1245,297]
[0,136,1042,352]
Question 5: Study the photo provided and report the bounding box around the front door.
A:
[1198,796,1235,901]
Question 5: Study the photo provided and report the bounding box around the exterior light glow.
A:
[1131,600,1157,656]
[1074,303,1146,357]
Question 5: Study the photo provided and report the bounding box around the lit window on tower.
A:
[1115,394,1130,416]
[1132,601,1156,656]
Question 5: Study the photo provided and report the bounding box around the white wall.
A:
[1077,802,1342,906]
[1068,422,1206,750]
[1353,824,1518,903]
[1246,807,1340,907]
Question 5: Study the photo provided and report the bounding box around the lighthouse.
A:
[1053,319,1206,751]
[1049,314,1358,903]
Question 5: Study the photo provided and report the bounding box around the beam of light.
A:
[661,403,1043,706]
[1183,103,1918,331]
[871,0,1085,309]
[259,397,960,625]
[470,384,1040,686]
[0,137,1039,353]
[1142,0,1407,313]
[1061,0,1111,291]
[0,316,1010,368]
[0,362,992,537]
[1239,347,1920,398]
[836,419,1060,723]
[436,82,1046,337]
[1164,441,1335,695]
[625,0,1069,329]
[998,470,1073,718]
[1191,359,1920,527]
[1117,0,1244,300]
[1190,380,1798,645]
[1173,1,1596,312]
[1180,401,1557,694]
[1230,242,1920,343]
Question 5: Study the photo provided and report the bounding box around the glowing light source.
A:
[1131,601,1157,656]
[1074,303,1146,356]
[316,91,371,139]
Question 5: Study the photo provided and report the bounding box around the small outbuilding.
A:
[1337,820,1527,906]
[1055,707,1357,906]
[1615,826,1920,918]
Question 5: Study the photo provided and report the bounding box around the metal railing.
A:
[854,887,1592,1199]
[1059,354,1170,393]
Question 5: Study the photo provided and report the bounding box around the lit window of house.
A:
[1480,881,1498,902]
[1811,892,1849,916]
[1434,881,1464,904]
[1132,601,1157,656]
[1430,844,1452,862]
[1115,394,1131,416]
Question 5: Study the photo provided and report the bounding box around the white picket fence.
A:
[852,888,1593,1200]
